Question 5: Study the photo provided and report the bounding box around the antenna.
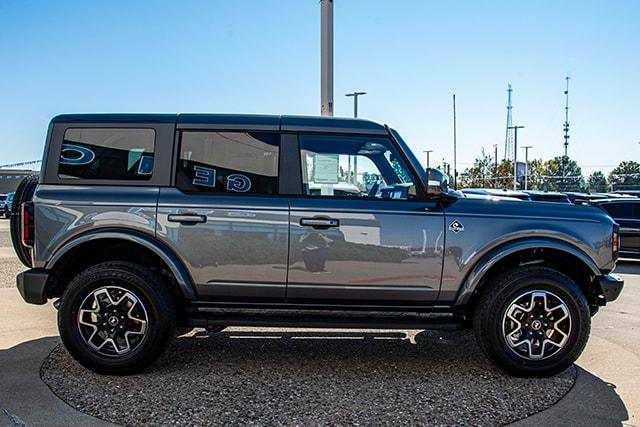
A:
[563,74,570,157]
[504,84,513,161]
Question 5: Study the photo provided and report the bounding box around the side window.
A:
[58,128,155,180]
[602,203,632,218]
[176,131,279,195]
[299,134,417,199]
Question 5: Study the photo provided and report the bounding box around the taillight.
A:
[612,224,620,261]
[21,202,34,248]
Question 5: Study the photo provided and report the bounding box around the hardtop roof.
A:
[51,113,388,134]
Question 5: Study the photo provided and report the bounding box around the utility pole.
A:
[493,144,498,188]
[345,92,366,118]
[522,145,533,190]
[320,0,334,116]
[423,150,433,169]
[561,74,570,190]
[452,94,457,190]
[508,125,525,190]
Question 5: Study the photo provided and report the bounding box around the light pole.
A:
[320,0,333,116]
[345,92,366,118]
[493,144,498,188]
[423,150,433,169]
[508,125,525,190]
[522,145,533,190]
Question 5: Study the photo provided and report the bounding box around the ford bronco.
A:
[13,114,623,376]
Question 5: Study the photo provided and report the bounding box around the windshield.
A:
[389,128,427,184]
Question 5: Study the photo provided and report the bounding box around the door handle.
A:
[167,214,207,224]
[300,217,339,229]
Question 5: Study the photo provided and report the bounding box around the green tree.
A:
[541,156,585,191]
[609,161,640,191]
[587,171,608,193]
[458,148,495,188]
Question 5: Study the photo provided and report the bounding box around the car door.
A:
[287,133,445,305]
[156,129,290,301]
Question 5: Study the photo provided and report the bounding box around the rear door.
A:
[286,133,445,305]
[156,128,290,301]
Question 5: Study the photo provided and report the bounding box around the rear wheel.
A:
[58,261,176,374]
[473,266,590,376]
[10,174,39,267]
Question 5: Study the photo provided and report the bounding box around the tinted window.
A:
[58,128,155,180]
[177,131,279,195]
[299,134,417,199]
[601,202,633,218]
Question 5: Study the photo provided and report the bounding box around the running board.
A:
[187,307,463,330]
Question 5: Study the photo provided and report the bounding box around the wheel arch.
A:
[454,238,601,307]
[46,229,196,301]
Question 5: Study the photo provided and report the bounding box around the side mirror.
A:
[424,168,449,196]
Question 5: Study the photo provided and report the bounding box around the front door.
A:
[287,133,445,305]
[157,130,289,301]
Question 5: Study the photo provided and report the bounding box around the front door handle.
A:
[300,217,340,229]
[168,214,207,224]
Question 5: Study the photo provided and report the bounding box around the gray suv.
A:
[14,114,623,376]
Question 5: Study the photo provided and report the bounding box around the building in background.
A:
[0,169,37,193]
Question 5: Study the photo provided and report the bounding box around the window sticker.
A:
[137,156,154,176]
[192,165,216,188]
[226,174,252,193]
[313,154,339,184]
[60,144,96,166]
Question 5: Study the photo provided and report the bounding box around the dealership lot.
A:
[0,219,638,425]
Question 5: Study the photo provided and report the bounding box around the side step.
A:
[187,307,464,330]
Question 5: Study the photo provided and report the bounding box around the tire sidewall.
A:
[58,265,173,373]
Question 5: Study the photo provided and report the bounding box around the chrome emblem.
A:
[449,220,464,233]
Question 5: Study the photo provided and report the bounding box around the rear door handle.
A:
[300,217,340,229]
[167,214,207,224]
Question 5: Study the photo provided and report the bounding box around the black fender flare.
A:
[454,237,600,305]
[46,229,196,300]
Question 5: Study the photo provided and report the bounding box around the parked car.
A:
[562,192,608,205]
[0,194,8,218]
[13,113,623,377]
[613,190,640,197]
[591,198,640,259]
[5,192,15,213]
[460,188,531,201]
[524,191,571,204]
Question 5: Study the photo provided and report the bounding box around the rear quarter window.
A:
[58,128,155,180]
[600,202,633,219]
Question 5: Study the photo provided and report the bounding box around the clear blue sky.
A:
[1,0,638,175]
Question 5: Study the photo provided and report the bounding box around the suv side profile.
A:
[14,114,623,376]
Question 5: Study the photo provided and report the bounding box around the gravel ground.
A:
[42,328,575,426]
[0,221,26,288]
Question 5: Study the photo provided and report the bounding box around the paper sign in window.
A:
[313,154,339,184]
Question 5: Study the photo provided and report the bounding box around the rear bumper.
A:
[598,273,624,303]
[16,269,50,305]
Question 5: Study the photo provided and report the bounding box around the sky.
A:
[0,0,638,176]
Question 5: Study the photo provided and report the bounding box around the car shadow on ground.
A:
[31,329,630,426]
[616,260,640,275]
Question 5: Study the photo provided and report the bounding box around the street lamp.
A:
[493,144,498,189]
[508,125,525,190]
[522,145,533,190]
[345,92,367,118]
[423,150,433,169]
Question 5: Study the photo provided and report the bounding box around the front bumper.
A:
[598,273,624,303]
[16,269,50,305]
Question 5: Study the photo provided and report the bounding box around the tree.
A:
[609,161,640,191]
[541,156,585,192]
[458,148,495,188]
[587,171,608,193]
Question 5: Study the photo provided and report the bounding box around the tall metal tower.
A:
[504,84,514,161]
[563,74,570,157]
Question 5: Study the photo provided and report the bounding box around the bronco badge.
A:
[449,220,464,233]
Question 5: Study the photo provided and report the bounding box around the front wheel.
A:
[58,261,176,375]
[473,266,590,377]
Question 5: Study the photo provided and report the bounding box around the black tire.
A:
[10,174,39,267]
[473,266,590,377]
[58,261,176,375]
